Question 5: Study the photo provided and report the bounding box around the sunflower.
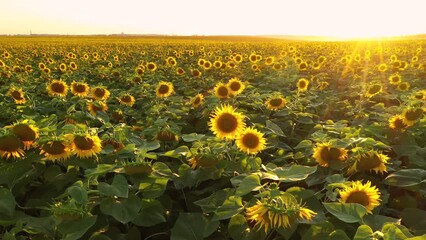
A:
[8,120,39,150]
[397,82,410,91]
[213,82,230,99]
[312,143,348,167]
[236,127,266,154]
[155,130,179,142]
[246,197,316,233]
[388,73,401,85]
[401,108,423,126]
[319,81,329,90]
[266,97,286,111]
[365,84,382,98]
[347,150,389,174]
[209,104,245,140]
[388,115,408,130]
[59,63,67,72]
[227,77,245,96]
[191,69,202,78]
[339,181,381,213]
[69,62,78,71]
[67,134,102,158]
[0,60,5,68]
[176,67,185,75]
[297,78,309,92]
[90,87,110,101]
[118,94,136,107]
[146,62,157,71]
[47,79,68,97]
[298,62,308,71]
[156,81,174,98]
[251,64,260,72]
[264,56,275,66]
[272,63,283,71]
[202,60,212,70]
[40,139,73,161]
[7,87,26,104]
[412,90,426,100]
[87,101,108,116]
[191,93,204,108]
[213,60,223,68]
[378,63,387,72]
[70,82,90,97]
[0,135,25,159]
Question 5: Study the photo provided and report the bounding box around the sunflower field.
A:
[0,36,425,240]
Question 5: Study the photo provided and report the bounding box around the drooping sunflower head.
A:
[266,96,286,111]
[40,139,73,161]
[156,81,174,98]
[71,82,90,97]
[118,93,136,107]
[347,150,389,175]
[90,87,110,101]
[401,108,423,126]
[47,79,68,97]
[412,90,426,100]
[339,181,381,213]
[87,101,108,116]
[0,134,25,159]
[236,127,266,155]
[388,74,401,85]
[227,77,245,96]
[297,78,309,92]
[8,120,39,150]
[67,134,102,159]
[191,93,204,108]
[397,82,410,91]
[365,84,382,98]
[7,87,26,104]
[246,196,317,233]
[209,104,245,140]
[213,82,230,99]
[388,115,408,131]
[312,142,348,167]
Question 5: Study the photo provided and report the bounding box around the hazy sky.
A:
[1,0,425,38]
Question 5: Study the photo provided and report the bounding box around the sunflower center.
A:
[217,86,229,97]
[11,90,24,100]
[392,118,406,128]
[94,88,106,98]
[405,109,423,121]
[299,81,306,88]
[0,135,21,152]
[74,84,87,93]
[42,141,66,155]
[230,82,241,91]
[158,85,170,94]
[357,153,382,171]
[13,124,37,141]
[242,133,260,149]
[399,83,408,90]
[193,97,201,105]
[121,95,132,102]
[345,191,370,206]
[74,136,95,150]
[369,85,381,94]
[270,98,283,107]
[51,82,65,93]
[320,147,343,162]
[217,113,238,133]
[147,63,155,70]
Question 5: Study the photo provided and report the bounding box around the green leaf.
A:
[194,188,234,213]
[384,169,426,190]
[212,196,244,221]
[235,174,261,196]
[406,234,426,240]
[401,208,426,235]
[302,222,335,240]
[171,213,219,240]
[270,165,317,182]
[329,230,350,240]
[266,120,285,136]
[139,176,168,198]
[85,164,116,178]
[0,187,16,217]
[323,203,367,223]
[100,195,141,223]
[98,174,129,198]
[57,216,97,240]
[382,223,413,240]
[182,133,205,142]
[162,145,189,158]
[139,140,160,152]
[294,139,313,150]
[66,185,88,205]
[353,225,373,240]
[363,215,400,231]
[132,199,166,227]
[228,214,266,240]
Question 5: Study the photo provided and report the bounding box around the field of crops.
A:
[0,36,425,240]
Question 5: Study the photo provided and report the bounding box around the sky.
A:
[1,0,425,38]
